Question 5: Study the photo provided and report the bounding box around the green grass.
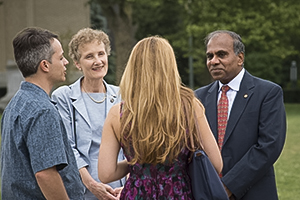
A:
[0,104,299,199]
[275,104,300,200]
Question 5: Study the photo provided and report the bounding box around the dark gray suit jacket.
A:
[194,70,286,200]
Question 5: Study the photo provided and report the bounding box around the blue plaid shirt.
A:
[1,81,84,199]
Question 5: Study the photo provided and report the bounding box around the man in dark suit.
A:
[194,30,286,200]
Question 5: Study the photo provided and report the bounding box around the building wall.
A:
[0,0,90,101]
[0,1,6,92]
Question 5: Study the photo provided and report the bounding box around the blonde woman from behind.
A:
[98,36,222,199]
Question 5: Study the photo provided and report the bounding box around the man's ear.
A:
[238,52,244,66]
[40,60,50,72]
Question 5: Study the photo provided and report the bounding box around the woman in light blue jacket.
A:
[52,28,125,200]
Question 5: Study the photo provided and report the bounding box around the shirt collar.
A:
[21,81,54,104]
[218,68,245,92]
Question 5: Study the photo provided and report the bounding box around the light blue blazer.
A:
[51,77,124,188]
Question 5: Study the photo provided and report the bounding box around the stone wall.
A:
[0,0,90,109]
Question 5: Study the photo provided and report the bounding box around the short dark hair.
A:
[204,30,245,56]
[13,27,58,78]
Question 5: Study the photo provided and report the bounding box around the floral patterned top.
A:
[119,104,193,199]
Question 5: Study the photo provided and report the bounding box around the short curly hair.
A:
[68,28,111,63]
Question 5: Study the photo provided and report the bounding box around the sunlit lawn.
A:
[275,103,300,200]
[0,104,299,199]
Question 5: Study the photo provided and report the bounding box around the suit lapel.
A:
[104,80,120,116]
[205,82,219,139]
[223,71,254,146]
[70,78,91,128]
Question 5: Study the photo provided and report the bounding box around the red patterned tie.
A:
[218,85,230,150]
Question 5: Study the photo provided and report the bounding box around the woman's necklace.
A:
[82,84,107,104]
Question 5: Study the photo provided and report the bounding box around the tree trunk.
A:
[95,0,137,84]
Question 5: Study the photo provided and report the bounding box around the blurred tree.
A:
[89,0,191,85]
[183,0,300,88]
[89,0,137,84]
[90,1,116,84]
[90,0,300,88]
[132,0,192,86]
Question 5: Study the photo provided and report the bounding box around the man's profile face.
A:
[48,38,69,83]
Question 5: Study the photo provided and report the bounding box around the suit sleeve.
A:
[222,84,286,199]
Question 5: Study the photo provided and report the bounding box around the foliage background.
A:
[89,0,300,91]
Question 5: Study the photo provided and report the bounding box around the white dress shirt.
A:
[218,68,245,118]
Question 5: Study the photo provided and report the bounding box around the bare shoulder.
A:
[193,98,204,110]
[106,103,121,139]
[106,103,121,125]
[108,103,121,117]
[193,97,205,118]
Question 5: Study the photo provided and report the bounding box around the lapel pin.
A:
[110,94,116,103]
[244,94,248,98]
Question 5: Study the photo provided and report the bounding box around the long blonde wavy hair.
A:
[119,36,201,165]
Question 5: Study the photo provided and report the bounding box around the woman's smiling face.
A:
[76,40,108,80]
